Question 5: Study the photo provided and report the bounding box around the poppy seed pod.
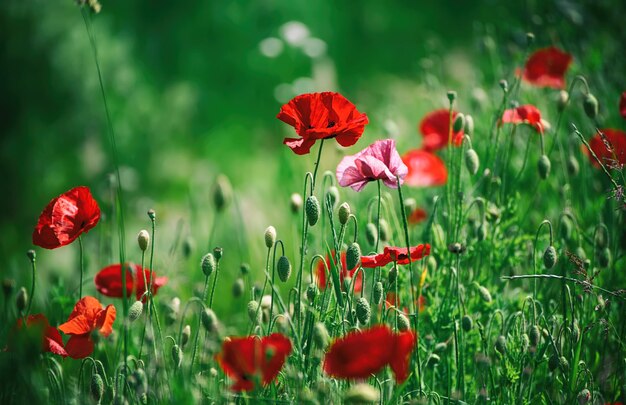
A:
[477,285,492,303]
[90,373,104,403]
[495,335,507,355]
[172,344,182,369]
[147,209,156,221]
[264,226,277,249]
[543,246,557,269]
[346,242,361,271]
[137,230,150,252]
[326,186,339,210]
[305,196,320,226]
[16,287,27,313]
[26,249,36,262]
[277,256,292,282]
[213,175,232,211]
[465,115,474,136]
[232,278,244,298]
[247,300,261,324]
[365,223,378,246]
[182,325,191,348]
[529,325,541,347]
[397,313,411,331]
[461,315,473,331]
[598,247,611,268]
[128,301,143,322]
[213,247,223,261]
[453,113,465,133]
[465,148,480,175]
[355,297,371,325]
[343,383,379,404]
[201,253,216,277]
[201,308,217,332]
[313,322,330,349]
[583,93,599,119]
[373,282,384,305]
[290,193,303,214]
[338,202,351,225]
[538,155,551,179]
[447,91,457,103]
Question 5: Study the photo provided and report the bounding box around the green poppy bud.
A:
[247,301,261,324]
[465,115,474,136]
[434,342,447,353]
[338,202,351,225]
[326,186,339,210]
[171,344,182,369]
[548,354,560,371]
[305,196,320,226]
[567,155,579,177]
[583,93,598,119]
[343,383,379,404]
[346,242,361,270]
[598,247,611,268]
[477,285,492,303]
[201,253,216,277]
[201,308,217,332]
[461,315,473,332]
[529,325,541,347]
[26,249,36,262]
[277,256,292,282]
[577,388,591,405]
[495,335,507,355]
[465,148,480,175]
[560,217,573,242]
[181,325,191,348]
[128,301,143,322]
[388,265,397,285]
[16,287,27,313]
[137,230,150,252]
[453,113,465,133]
[365,222,377,246]
[373,282,383,305]
[306,283,318,302]
[213,174,232,211]
[232,278,244,298]
[447,91,457,103]
[397,313,410,331]
[428,353,441,367]
[595,225,608,248]
[264,226,277,249]
[355,297,371,325]
[543,246,557,269]
[313,322,330,349]
[557,90,569,112]
[290,193,303,214]
[538,155,551,180]
[213,247,223,262]
[90,373,104,403]
[499,79,509,93]
[147,209,156,221]
[379,218,390,242]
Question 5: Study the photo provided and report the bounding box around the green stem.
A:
[78,236,84,299]
[26,256,37,316]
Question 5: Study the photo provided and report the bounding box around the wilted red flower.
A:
[277,92,369,155]
[620,92,626,119]
[501,104,545,134]
[13,314,68,357]
[32,186,101,249]
[361,245,430,268]
[323,325,416,382]
[419,109,464,151]
[402,149,448,187]
[522,47,572,89]
[215,333,292,391]
[336,139,408,191]
[316,251,363,293]
[58,296,116,359]
[94,263,168,301]
[408,208,427,224]
[585,128,626,168]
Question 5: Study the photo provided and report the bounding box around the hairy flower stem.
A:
[208,259,221,310]
[370,180,382,305]
[26,255,37,316]
[189,275,210,379]
[78,236,84,299]
[138,250,148,358]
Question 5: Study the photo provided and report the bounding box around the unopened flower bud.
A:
[305,196,320,226]
[428,353,441,367]
[326,186,339,210]
[598,247,611,268]
[571,321,580,343]
[538,155,551,179]
[277,256,292,282]
[447,91,457,103]
[434,342,447,353]
[453,113,465,133]
[557,90,569,112]
[2,279,14,297]
[560,217,573,242]
[264,226,276,249]
[461,315,473,331]
[543,246,557,269]
[313,322,330,349]
[526,32,535,44]
[548,354,560,371]
[559,356,570,371]
[213,175,232,211]
[499,79,508,93]
[477,285,492,303]
[137,230,150,252]
[306,284,318,302]
[343,383,379,404]
[583,93,598,119]
[26,250,36,262]
[247,301,261,324]
[147,209,156,221]
[181,325,191,348]
[388,265,397,285]
[397,313,411,331]
[427,256,437,273]
[529,325,541,347]
[365,222,378,246]
[213,247,223,261]
[403,197,417,214]
[595,225,608,248]
[182,236,195,259]
[90,373,104,403]
[290,193,303,214]
[476,222,488,241]
[171,344,182,369]
[338,202,351,225]
[355,297,371,325]
[128,301,144,322]
[232,278,244,297]
[378,219,390,242]
[373,282,383,305]
[495,335,507,355]
[465,148,480,175]
[346,242,361,270]
[16,287,27,313]
[577,388,591,405]
[201,253,216,277]
[240,263,250,276]
[567,155,579,177]
[465,115,474,136]
[201,308,217,332]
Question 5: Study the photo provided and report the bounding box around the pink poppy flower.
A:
[501,104,545,134]
[402,149,447,187]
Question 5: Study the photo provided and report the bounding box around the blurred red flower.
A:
[277,92,369,155]
[585,128,626,168]
[385,293,426,313]
[316,251,363,293]
[323,325,416,382]
[336,139,408,191]
[94,263,168,301]
[501,104,545,134]
[58,296,116,359]
[522,47,572,89]
[361,245,430,268]
[13,314,68,357]
[419,109,464,151]
[32,186,100,249]
[402,149,448,187]
[215,333,292,391]
[408,208,427,224]
[620,92,626,119]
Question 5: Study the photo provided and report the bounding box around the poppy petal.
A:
[96,304,117,337]
[65,334,95,359]
[419,110,463,151]
[522,47,572,89]
[58,314,92,335]
[261,333,292,385]
[402,149,447,187]
[388,330,417,383]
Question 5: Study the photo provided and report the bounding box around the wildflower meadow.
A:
[1,1,625,404]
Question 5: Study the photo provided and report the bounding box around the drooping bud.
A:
[137,230,150,252]
[213,175,232,212]
[566,155,580,177]
[543,246,557,269]
[403,197,417,214]
[306,284,318,302]
[548,354,560,371]
[499,79,508,93]
[529,325,541,347]
[453,113,465,133]
[305,196,320,226]
[338,202,351,225]
[16,287,27,313]
[365,223,377,246]
[583,93,599,119]
[595,225,608,248]
[388,265,397,285]
[434,342,447,353]
[201,308,217,332]
[181,325,191,348]
[557,90,569,112]
[90,373,104,403]
[495,335,507,355]
[277,256,292,282]
[264,226,277,249]
[182,236,195,259]
[571,321,580,343]
[427,256,437,273]
[171,344,183,369]
[232,278,244,298]
[476,222,487,241]
[538,155,551,179]
[397,313,411,331]
[247,301,261,324]
[346,243,361,270]
[428,353,441,367]
[521,333,530,352]
[355,297,371,325]
[326,186,339,210]
[2,279,14,297]
[290,193,303,214]
[313,322,330,349]
[128,301,144,322]
[526,32,535,44]
[477,285,492,303]
[560,217,573,242]
[379,219,390,242]
[240,263,250,276]
[373,282,383,305]
[465,115,474,136]
[465,148,480,175]
[343,383,379,404]
[598,247,611,268]
[559,356,570,372]
[577,388,591,405]
[201,253,216,277]
[461,315,473,332]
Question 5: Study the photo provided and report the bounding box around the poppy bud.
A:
[26,249,36,262]
[365,223,378,246]
[355,297,371,325]
[465,115,474,136]
[379,219,390,242]
[448,243,465,254]
[499,79,508,93]
[397,313,411,331]
[432,223,445,249]
[477,285,492,303]
[476,222,488,241]
[305,196,320,226]
[2,278,14,297]
[495,335,507,355]
[338,202,351,225]
[461,315,473,331]
[595,225,608,248]
[447,91,457,103]
[181,325,191,348]
[277,256,292,282]
[240,263,250,276]
[326,186,339,210]
[16,287,27,313]
[555,90,569,112]
[313,322,330,349]
[571,321,580,343]
[403,197,417,215]
[90,373,104,403]
[171,344,182,369]
[538,155,551,179]
[543,246,557,269]
[521,333,530,352]
[526,32,535,44]
[264,226,277,249]
[560,217,573,242]
[565,155,580,178]
[290,193,303,214]
[306,283,318,302]
[388,265,397,285]
[247,301,261,324]
[427,256,437,273]
[548,354,560,371]
[201,308,217,332]
[346,242,361,271]
[434,342,448,353]
[201,253,216,277]
[343,383,379,404]
[428,354,441,367]
[529,325,541,347]
[465,148,480,175]
[598,247,611,268]
[213,175,232,212]
[182,236,195,259]
[137,230,150,252]
[232,278,244,298]
[128,301,143,322]
[559,356,570,372]
[147,209,156,221]
[373,282,383,305]
[577,389,591,405]
[453,113,465,133]
[583,93,598,119]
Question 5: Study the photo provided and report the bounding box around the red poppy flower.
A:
[32,186,101,249]
[277,92,369,155]
[522,47,572,89]
[336,139,408,191]
[419,109,464,151]
[402,149,448,187]
[501,104,545,134]
[323,325,416,382]
[13,314,68,357]
[620,92,626,119]
[316,251,363,293]
[58,296,116,359]
[215,333,292,391]
[94,263,168,301]
[585,128,626,168]
[361,245,431,268]
[408,208,427,224]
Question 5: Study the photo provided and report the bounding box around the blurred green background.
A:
[1,0,625,315]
